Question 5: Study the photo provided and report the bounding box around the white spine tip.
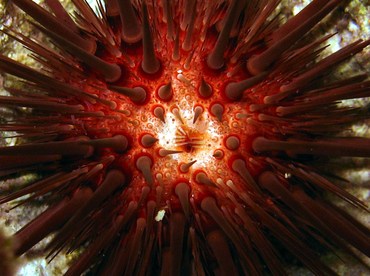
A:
[159,149,182,157]
[213,149,224,159]
[225,82,242,101]
[179,160,197,173]
[158,82,172,101]
[136,156,154,187]
[225,136,240,150]
[132,87,147,104]
[206,54,225,70]
[154,106,166,123]
[171,107,184,124]
[193,106,204,124]
[121,31,142,44]
[199,78,213,98]
[196,172,216,187]
[141,134,158,148]
[118,0,142,44]
[104,64,122,83]
[246,55,264,76]
[210,103,224,122]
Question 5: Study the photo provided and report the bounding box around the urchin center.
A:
[156,106,220,168]
[175,125,204,153]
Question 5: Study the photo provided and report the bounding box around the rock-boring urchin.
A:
[0,0,369,275]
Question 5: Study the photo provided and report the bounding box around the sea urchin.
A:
[0,0,370,275]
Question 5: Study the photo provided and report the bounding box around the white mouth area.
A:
[156,106,221,170]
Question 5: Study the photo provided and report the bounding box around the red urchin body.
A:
[0,0,370,275]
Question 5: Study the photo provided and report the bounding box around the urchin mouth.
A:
[155,104,221,167]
